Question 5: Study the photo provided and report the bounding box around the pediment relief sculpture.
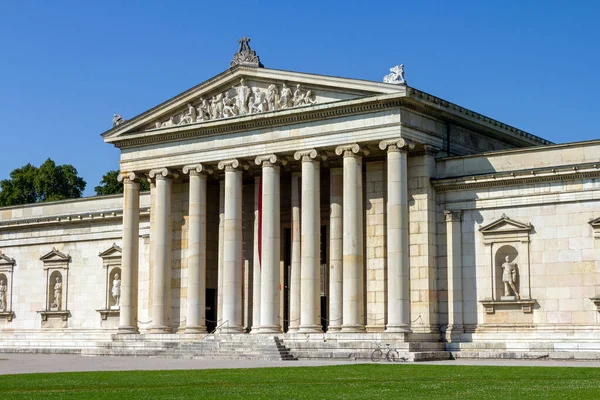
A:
[147,80,318,131]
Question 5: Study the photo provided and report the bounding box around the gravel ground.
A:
[0,354,599,375]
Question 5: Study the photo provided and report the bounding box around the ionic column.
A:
[217,159,245,333]
[445,210,463,336]
[294,149,322,333]
[217,180,225,325]
[255,155,284,333]
[148,168,176,333]
[288,172,301,333]
[183,164,213,334]
[328,167,343,331]
[335,144,367,332]
[117,172,140,334]
[251,175,261,332]
[379,138,414,332]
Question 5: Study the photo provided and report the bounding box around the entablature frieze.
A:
[0,208,150,231]
[432,162,600,192]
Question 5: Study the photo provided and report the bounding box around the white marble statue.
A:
[279,83,293,109]
[501,256,520,300]
[197,98,211,121]
[161,116,175,128]
[383,64,406,85]
[178,103,197,125]
[266,84,279,111]
[112,114,125,127]
[111,273,121,308]
[233,79,251,115]
[53,277,62,310]
[0,279,6,312]
[211,94,224,119]
[250,87,267,114]
[293,84,305,107]
[222,92,238,118]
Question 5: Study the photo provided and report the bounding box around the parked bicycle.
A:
[371,343,404,362]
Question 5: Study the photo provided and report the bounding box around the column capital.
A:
[293,149,326,163]
[444,210,463,222]
[148,168,179,181]
[255,154,288,168]
[117,171,140,184]
[182,164,214,176]
[335,144,369,157]
[217,159,249,172]
[379,138,415,152]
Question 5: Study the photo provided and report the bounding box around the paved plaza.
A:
[0,354,599,375]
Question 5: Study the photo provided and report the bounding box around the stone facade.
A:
[0,43,598,359]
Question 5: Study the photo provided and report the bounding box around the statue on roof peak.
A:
[230,37,264,69]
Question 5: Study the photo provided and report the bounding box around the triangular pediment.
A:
[590,217,600,228]
[99,243,122,259]
[479,214,532,234]
[40,248,71,262]
[102,65,405,143]
[0,252,15,266]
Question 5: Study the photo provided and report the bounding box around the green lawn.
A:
[1,364,599,399]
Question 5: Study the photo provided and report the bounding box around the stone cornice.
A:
[405,87,551,147]
[432,162,600,192]
[0,208,150,231]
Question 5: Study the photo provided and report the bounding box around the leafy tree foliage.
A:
[94,170,150,196]
[0,159,87,206]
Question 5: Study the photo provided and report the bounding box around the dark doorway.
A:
[205,288,217,333]
[320,224,328,332]
[283,228,291,332]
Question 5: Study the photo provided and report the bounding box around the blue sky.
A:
[1,1,598,196]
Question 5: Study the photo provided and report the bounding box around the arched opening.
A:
[494,245,519,300]
[49,271,63,310]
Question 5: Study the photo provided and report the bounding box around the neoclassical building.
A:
[0,40,599,359]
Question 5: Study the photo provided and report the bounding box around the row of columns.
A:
[117,139,414,334]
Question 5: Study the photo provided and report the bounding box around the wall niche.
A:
[37,248,70,327]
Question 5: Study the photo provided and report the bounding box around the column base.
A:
[298,325,323,333]
[385,323,412,333]
[341,324,366,333]
[327,326,342,332]
[218,326,244,334]
[256,325,282,333]
[149,326,172,334]
[286,326,300,333]
[445,325,464,340]
[184,326,207,334]
[117,325,139,334]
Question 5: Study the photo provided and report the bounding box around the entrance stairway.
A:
[82,333,298,360]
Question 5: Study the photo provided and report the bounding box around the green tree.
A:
[94,170,150,196]
[0,159,87,207]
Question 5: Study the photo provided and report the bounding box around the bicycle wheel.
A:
[386,349,400,362]
[371,349,383,362]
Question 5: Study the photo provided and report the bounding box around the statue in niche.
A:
[111,273,121,309]
[197,98,211,121]
[383,64,406,85]
[249,87,267,114]
[178,103,197,125]
[501,256,520,300]
[52,277,62,310]
[233,78,251,115]
[266,84,279,111]
[279,83,293,109]
[222,92,238,118]
[210,94,224,119]
[112,114,125,127]
[0,279,6,312]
